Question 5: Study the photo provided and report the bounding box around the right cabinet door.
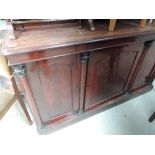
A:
[84,43,143,110]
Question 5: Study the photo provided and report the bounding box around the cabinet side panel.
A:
[133,43,155,87]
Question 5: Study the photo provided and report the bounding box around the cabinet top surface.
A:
[2,21,155,56]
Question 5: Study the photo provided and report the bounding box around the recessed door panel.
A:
[26,54,81,123]
[84,44,142,110]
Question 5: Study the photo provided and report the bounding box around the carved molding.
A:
[12,64,26,77]
[80,52,89,63]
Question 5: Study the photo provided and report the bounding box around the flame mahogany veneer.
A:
[2,21,155,134]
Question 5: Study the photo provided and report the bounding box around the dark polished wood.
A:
[26,54,81,125]
[148,63,155,83]
[1,20,155,134]
[79,52,89,113]
[13,64,43,129]
[132,42,155,88]
[2,21,155,56]
[84,43,143,110]
[128,41,154,90]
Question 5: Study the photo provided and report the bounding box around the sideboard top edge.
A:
[2,25,155,56]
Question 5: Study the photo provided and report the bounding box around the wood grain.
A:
[2,21,155,56]
[109,19,117,31]
[26,54,81,123]
[140,19,147,28]
[19,75,43,129]
[84,44,141,110]
[133,42,155,87]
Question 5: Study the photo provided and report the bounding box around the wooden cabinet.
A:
[2,22,155,134]
[23,41,153,130]
[26,54,81,124]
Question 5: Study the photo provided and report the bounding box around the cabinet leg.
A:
[109,19,117,31]
[149,112,155,122]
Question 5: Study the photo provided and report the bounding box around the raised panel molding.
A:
[26,54,81,123]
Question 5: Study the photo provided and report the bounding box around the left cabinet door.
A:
[26,54,81,124]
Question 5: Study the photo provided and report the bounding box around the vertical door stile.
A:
[79,52,89,113]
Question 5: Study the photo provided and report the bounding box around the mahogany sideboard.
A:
[1,21,155,134]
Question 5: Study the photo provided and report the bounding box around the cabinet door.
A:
[26,54,81,123]
[132,42,155,88]
[84,43,143,110]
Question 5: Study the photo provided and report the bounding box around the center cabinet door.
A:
[84,43,144,110]
[26,54,81,123]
